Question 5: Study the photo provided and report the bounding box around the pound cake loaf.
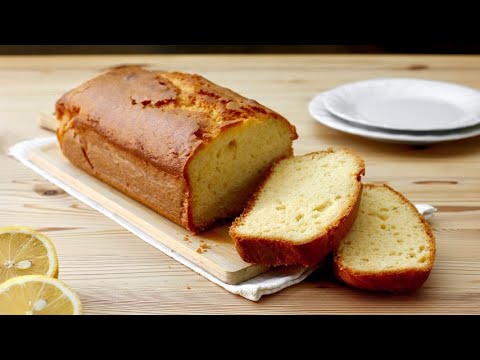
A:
[229,148,365,266]
[56,66,297,233]
[334,184,436,292]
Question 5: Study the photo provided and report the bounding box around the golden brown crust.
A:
[56,66,297,177]
[333,183,436,293]
[229,148,365,266]
[60,126,190,228]
[56,66,297,233]
[334,266,433,293]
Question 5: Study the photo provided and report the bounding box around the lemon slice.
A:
[0,275,82,315]
[0,226,59,283]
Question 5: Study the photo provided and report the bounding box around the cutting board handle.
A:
[38,111,57,132]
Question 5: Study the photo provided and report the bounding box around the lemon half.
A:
[0,275,82,315]
[0,226,59,283]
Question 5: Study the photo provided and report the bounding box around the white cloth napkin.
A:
[8,137,437,301]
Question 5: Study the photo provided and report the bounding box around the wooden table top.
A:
[1,54,479,314]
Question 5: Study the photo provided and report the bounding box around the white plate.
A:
[309,92,480,144]
[323,78,480,132]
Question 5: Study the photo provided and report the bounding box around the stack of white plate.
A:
[308,78,480,144]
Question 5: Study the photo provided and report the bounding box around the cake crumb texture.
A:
[230,148,365,266]
[334,184,436,292]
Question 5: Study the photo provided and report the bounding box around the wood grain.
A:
[1,55,480,313]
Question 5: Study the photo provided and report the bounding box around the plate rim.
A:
[322,77,480,132]
[309,92,480,144]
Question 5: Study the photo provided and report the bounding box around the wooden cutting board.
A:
[27,140,268,285]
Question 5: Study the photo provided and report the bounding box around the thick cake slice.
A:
[334,184,436,292]
[229,148,365,266]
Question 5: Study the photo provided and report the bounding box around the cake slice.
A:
[229,148,365,266]
[334,184,436,292]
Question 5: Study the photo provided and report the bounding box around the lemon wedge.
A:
[0,226,59,283]
[0,275,82,315]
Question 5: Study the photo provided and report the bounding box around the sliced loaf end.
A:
[334,184,436,292]
[229,148,365,266]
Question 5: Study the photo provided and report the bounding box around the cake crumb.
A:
[196,243,211,254]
